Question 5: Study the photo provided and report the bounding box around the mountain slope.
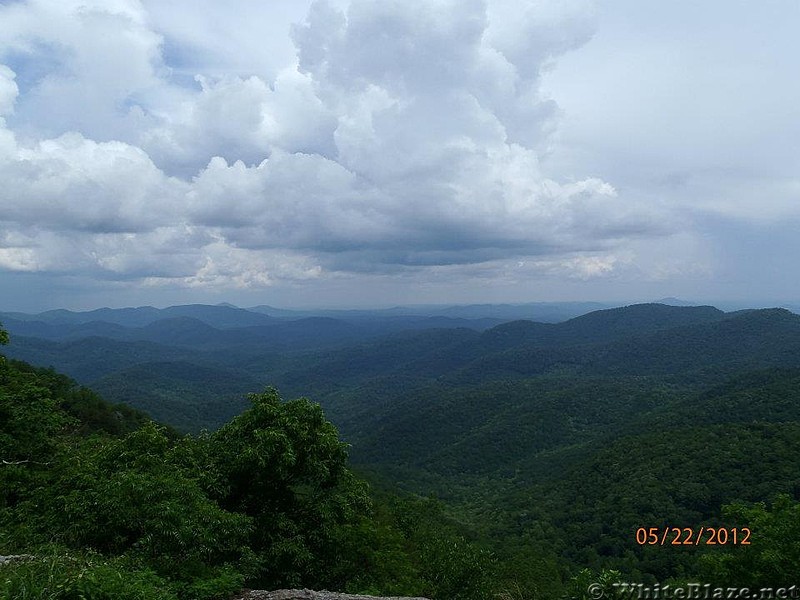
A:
[90,361,263,431]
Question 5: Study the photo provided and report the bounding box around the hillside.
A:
[5,303,800,433]
[0,332,504,600]
[3,303,800,593]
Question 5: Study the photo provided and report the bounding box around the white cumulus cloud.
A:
[0,0,681,294]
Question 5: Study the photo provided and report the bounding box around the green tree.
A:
[43,424,252,576]
[210,388,370,589]
[698,494,800,587]
[562,569,624,600]
[389,495,499,600]
[0,358,70,517]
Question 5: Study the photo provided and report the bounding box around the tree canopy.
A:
[0,353,500,599]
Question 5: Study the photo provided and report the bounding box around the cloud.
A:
[140,0,312,83]
[0,0,680,293]
[0,127,187,234]
[0,65,17,157]
[0,0,167,142]
[541,0,800,225]
[141,70,337,175]
[0,64,18,116]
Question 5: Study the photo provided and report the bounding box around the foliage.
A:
[6,307,800,597]
[0,551,176,600]
[561,569,624,600]
[387,495,499,600]
[209,388,372,588]
[0,338,502,599]
[37,425,251,576]
[0,358,70,516]
[698,494,800,587]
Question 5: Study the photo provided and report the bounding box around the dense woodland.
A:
[0,340,499,599]
[2,303,800,598]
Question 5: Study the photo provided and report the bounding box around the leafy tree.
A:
[416,534,496,600]
[387,495,499,600]
[2,346,510,599]
[325,513,424,595]
[698,494,800,587]
[0,373,67,467]
[562,569,624,600]
[210,388,371,589]
[35,423,252,582]
[0,358,70,516]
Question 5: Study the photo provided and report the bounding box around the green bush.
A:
[210,388,371,589]
[698,494,800,587]
[0,552,176,600]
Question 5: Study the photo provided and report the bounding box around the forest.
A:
[2,303,800,598]
[0,341,500,599]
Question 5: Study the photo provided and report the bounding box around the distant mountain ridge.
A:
[1,300,617,328]
[3,302,799,437]
[1,303,276,328]
[246,301,613,322]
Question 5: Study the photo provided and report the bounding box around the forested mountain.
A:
[1,303,276,328]
[247,300,611,322]
[3,303,800,596]
[0,312,501,349]
[0,333,503,600]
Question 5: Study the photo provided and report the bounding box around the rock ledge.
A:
[0,555,35,565]
[236,590,430,600]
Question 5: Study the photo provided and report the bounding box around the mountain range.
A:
[3,300,800,584]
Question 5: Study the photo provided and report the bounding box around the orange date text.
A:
[635,526,751,546]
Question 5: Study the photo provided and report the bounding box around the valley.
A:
[2,301,799,595]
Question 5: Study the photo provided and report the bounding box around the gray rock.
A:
[236,590,430,600]
[0,554,35,566]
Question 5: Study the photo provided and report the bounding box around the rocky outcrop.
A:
[0,555,35,565]
[236,590,430,600]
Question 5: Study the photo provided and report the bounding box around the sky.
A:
[0,0,798,311]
